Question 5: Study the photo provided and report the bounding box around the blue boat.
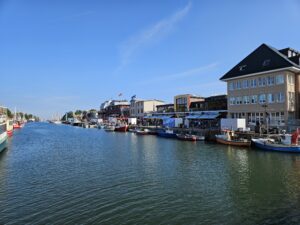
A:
[251,136,300,153]
[157,129,177,139]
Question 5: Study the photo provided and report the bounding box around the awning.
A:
[186,113,219,119]
[144,115,172,119]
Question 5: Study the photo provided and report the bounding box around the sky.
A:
[1,0,300,119]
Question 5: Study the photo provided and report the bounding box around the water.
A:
[1,123,300,225]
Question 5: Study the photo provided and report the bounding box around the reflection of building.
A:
[174,94,204,112]
[130,96,164,118]
[156,104,174,113]
[220,44,300,128]
[190,95,227,111]
[99,100,130,119]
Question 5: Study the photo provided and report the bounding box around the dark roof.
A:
[220,43,300,80]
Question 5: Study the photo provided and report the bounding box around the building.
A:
[130,96,164,118]
[99,100,130,119]
[174,94,204,112]
[190,95,227,111]
[220,43,300,128]
[156,104,174,113]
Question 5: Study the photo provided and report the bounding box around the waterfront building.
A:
[99,100,130,119]
[190,94,227,111]
[220,43,300,129]
[156,104,174,113]
[174,94,204,112]
[130,96,164,118]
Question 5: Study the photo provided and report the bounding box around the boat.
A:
[194,135,205,141]
[251,130,300,153]
[104,125,115,132]
[13,121,23,129]
[176,134,197,141]
[0,122,8,153]
[135,128,150,135]
[215,130,251,147]
[6,120,14,137]
[114,124,128,132]
[157,129,177,139]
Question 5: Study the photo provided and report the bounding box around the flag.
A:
[118,93,122,97]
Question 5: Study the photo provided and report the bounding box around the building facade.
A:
[99,100,130,119]
[156,104,174,113]
[220,44,300,128]
[130,96,164,118]
[190,95,227,111]
[174,94,204,112]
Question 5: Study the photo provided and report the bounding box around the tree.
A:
[6,108,13,118]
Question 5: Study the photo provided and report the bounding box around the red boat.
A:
[114,124,128,132]
[6,120,14,136]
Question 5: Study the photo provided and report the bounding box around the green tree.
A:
[6,108,13,118]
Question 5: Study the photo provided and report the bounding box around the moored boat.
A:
[0,122,8,153]
[215,130,251,147]
[176,134,197,141]
[104,125,115,132]
[157,129,177,139]
[135,128,150,135]
[6,120,14,137]
[114,124,128,132]
[251,130,300,153]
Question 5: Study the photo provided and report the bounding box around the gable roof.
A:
[220,43,300,81]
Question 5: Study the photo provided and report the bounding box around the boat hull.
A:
[157,132,177,139]
[0,132,8,153]
[215,136,251,147]
[7,130,13,137]
[252,139,300,153]
[177,134,196,141]
[114,125,128,132]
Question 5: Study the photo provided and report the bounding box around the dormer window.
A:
[239,65,247,71]
[262,59,271,66]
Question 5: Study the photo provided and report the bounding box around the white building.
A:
[130,96,164,118]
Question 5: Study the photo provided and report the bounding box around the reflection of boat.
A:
[6,120,14,137]
[252,130,300,153]
[215,130,250,147]
[114,124,128,132]
[157,129,177,139]
[177,134,196,141]
[0,122,8,153]
[104,125,115,132]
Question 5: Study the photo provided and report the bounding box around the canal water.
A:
[1,123,300,225]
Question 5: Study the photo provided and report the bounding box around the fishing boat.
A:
[0,122,8,153]
[176,134,197,141]
[194,135,205,141]
[157,129,177,139]
[215,130,251,147]
[251,129,300,153]
[13,121,23,129]
[6,120,14,137]
[114,124,128,132]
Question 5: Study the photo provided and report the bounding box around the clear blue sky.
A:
[1,0,300,119]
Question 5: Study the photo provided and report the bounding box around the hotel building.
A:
[220,44,300,128]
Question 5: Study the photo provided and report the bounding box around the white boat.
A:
[0,122,8,153]
[104,125,115,132]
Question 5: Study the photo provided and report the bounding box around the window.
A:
[259,94,266,104]
[262,59,271,67]
[228,82,234,91]
[277,92,285,103]
[276,74,284,84]
[229,97,235,105]
[268,93,275,103]
[258,77,262,86]
[236,97,242,105]
[288,74,295,85]
[262,77,267,86]
[242,80,248,89]
[239,65,247,71]
[236,81,242,89]
[267,76,274,86]
[245,96,250,104]
[251,95,257,104]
